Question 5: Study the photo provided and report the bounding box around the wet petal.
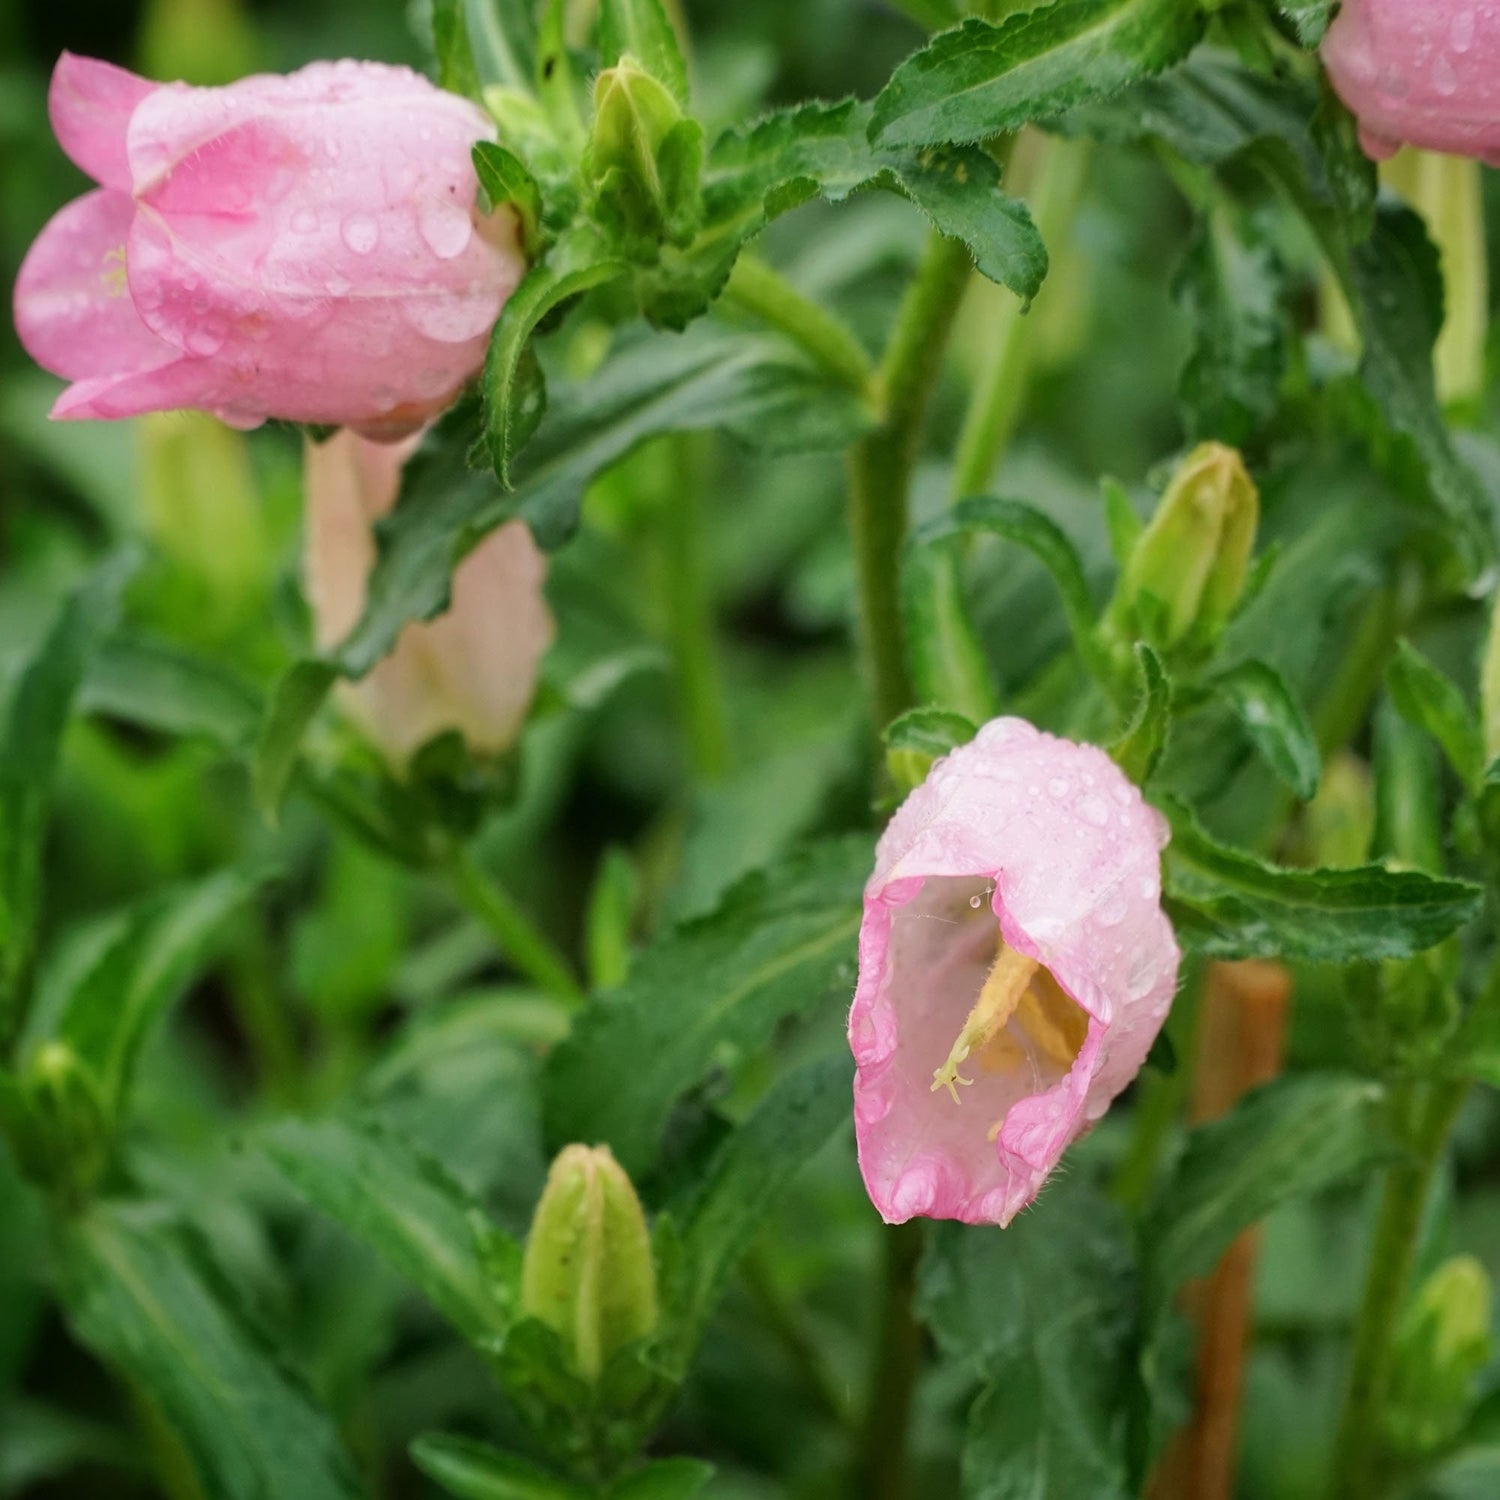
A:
[49,52,154,190]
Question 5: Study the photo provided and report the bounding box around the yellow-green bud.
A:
[588,57,702,251]
[1297,752,1374,868]
[1120,442,1259,656]
[520,1144,658,1381]
[1387,1255,1493,1455]
[20,1043,111,1199]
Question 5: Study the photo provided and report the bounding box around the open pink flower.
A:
[849,718,1180,1227]
[14,53,526,436]
[1322,1,1500,166]
[305,430,553,767]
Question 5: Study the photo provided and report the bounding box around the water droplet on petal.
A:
[341,214,380,255]
[326,272,351,297]
[185,319,227,356]
[1451,9,1476,52]
[1048,778,1071,798]
[290,208,319,234]
[1432,54,1458,96]
[416,195,473,260]
[1080,795,1110,828]
[969,894,984,909]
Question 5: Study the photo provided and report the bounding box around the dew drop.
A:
[1048,778,1071,799]
[1432,54,1458,97]
[1080,795,1110,828]
[341,213,380,255]
[184,319,226,356]
[290,208,319,234]
[326,272,351,297]
[1451,9,1476,52]
[969,894,984,910]
[416,195,474,260]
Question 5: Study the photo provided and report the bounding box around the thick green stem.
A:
[661,436,732,780]
[848,231,975,736]
[1327,1079,1467,1500]
[851,1219,925,1500]
[722,255,875,395]
[447,846,585,1006]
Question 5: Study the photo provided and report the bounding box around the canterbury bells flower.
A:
[849,719,1180,1227]
[1322,1,1500,166]
[14,53,525,436]
[304,430,553,768]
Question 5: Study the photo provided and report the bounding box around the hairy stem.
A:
[447,846,585,1006]
[848,231,975,737]
[1327,1079,1467,1500]
[722,255,876,395]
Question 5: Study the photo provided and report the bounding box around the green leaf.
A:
[869,0,1206,149]
[608,1458,715,1499]
[1111,643,1171,784]
[1346,205,1496,574]
[599,0,690,107]
[1274,0,1334,45]
[410,1434,588,1500]
[0,553,137,1032]
[703,100,1047,301]
[80,633,262,750]
[433,0,481,97]
[253,660,337,819]
[61,1203,366,1500]
[911,494,1114,686]
[883,707,979,762]
[585,847,639,992]
[1141,1075,1394,1314]
[1163,800,1483,961]
[32,867,268,1115]
[900,547,1000,725]
[1211,659,1321,800]
[467,0,539,91]
[482,228,627,484]
[543,838,868,1175]
[918,1187,1135,1500]
[663,1056,851,1354]
[473,141,546,257]
[1388,639,1484,791]
[260,1112,515,1344]
[1174,204,1290,447]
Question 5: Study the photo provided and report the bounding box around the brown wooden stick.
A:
[1151,960,1292,1500]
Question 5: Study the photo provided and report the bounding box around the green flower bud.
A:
[1119,442,1259,656]
[588,57,702,252]
[520,1144,658,1381]
[1387,1255,1493,1456]
[1296,752,1374,869]
[19,1043,111,1200]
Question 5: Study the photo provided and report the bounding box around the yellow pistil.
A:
[930,944,1039,1104]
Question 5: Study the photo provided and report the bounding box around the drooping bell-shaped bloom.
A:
[14,53,526,436]
[1322,1,1500,166]
[849,718,1180,1227]
[304,430,553,768]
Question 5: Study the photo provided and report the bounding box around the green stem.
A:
[661,436,732,780]
[949,136,1092,501]
[1327,1079,1467,1500]
[851,1219,925,1500]
[722,256,876,395]
[447,846,585,1006]
[848,231,975,736]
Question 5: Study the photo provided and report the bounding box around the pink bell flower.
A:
[304,430,553,768]
[13,53,526,437]
[849,719,1181,1227]
[1321,1,1500,166]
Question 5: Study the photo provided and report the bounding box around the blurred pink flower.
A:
[305,430,553,768]
[1322,1,1500,165]
[14,53,525,436]
[849,719,1180,1227]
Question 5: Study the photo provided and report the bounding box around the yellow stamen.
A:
[101,245,128,298]
[931,944,1038,1104]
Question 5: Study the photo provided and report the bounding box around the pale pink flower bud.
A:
[304,430,553,768]
[849,719,1181,1227]
[14,53,526,436]
[1321,1,1500,166]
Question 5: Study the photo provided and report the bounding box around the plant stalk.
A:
[447,845,585,1006]
[1326,1079,1467,1500]
[847,230,974,737]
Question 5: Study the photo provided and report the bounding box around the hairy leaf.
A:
[1111,643,1171,784]
[0,554,137,1031]
[870,0,1205,149]
[1163,800,1483,961]
[599,0,690,105]
[1388,639,1484,791]
[1211,659,1321,801]
[61,1204,365,1500]
[262,1113,515,1344]
[543,838,868,1174]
